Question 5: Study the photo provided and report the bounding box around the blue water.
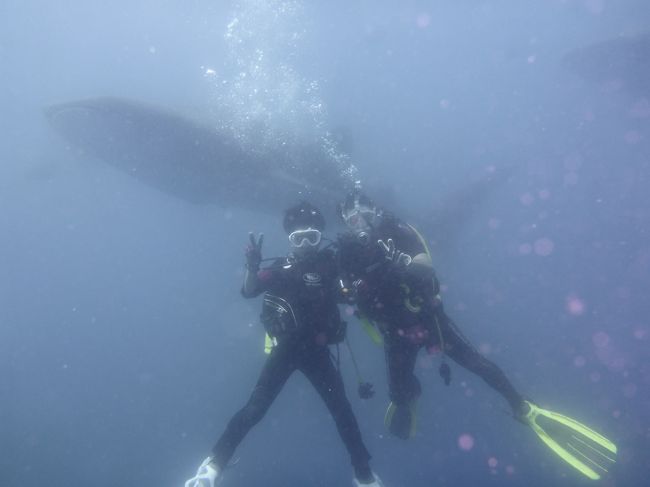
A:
[1,1,649,486]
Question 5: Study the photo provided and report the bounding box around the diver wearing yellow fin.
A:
[336,187,617,480]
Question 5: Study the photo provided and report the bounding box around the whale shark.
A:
[562,32,650,97]
[44,95,511,248]
[44,96,350,212]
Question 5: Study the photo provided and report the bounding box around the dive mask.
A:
[341,204,376,232]
[288,227,322,248]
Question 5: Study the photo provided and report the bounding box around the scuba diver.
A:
[336,187,617,480]
[184,201,385,487]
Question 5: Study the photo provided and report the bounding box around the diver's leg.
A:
[211,342,295,469]
[383,337,421,438]
[437,309,525,413]
[300,345,372,479]
[384,337,421,406]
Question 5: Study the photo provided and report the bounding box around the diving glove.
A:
[358,381,375,399]
[184,457,221,487]
[378,239,412,268]
[245,232,264,271]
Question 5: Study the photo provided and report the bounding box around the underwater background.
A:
[1,1,649,486]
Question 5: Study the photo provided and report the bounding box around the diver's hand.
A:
[358,381,375,399]
[245,232,264,271]
[184,457,220,487]
[378,239,412,268]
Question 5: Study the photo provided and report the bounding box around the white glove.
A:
[184,457,220,487]
[378,239,412,268]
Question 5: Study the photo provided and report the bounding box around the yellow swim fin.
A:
[263,333,277,354]
[523,401,617,480]
[357,314,384,346]
[384,400,418,439]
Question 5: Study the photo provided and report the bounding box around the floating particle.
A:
[416,13,431,28]
[616,287,631,299]
[520,193,534,206]
[479,342,492,355]
[519,243,532,255]
[454,302,468,312]
[564,172,579,185]
[564,154,582,171]
[458,434,475,451]
[629,98,650,118]
[623,383,638,399]
[584,0,605,15]
[534,238,554,256]
[624,131,642,144]
[574,355,587,367]
[566,295,586,316]
[592,331,610,348]
[487,457,498,468]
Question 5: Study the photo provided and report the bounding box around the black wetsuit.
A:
[338,214,524,419]
[212,249,372,476]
